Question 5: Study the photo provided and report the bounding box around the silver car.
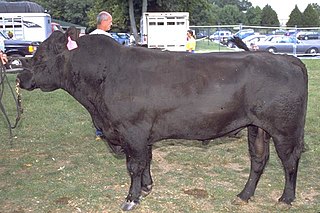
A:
[256,35,320,55]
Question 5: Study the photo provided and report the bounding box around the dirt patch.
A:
[224,162,245,172]
[54,197,71,205]
[299,187,320,203]
[183,188,209,199]
[152,149,181,173]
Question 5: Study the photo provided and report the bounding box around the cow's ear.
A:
[50,31,68,53]
[66,26,79,41]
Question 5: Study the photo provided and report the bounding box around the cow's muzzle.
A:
[16,69,36,90]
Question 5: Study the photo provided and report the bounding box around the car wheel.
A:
[7,54,23,69]
[227,41,234,48]
[267,47,277,53]
[307,47,318,55]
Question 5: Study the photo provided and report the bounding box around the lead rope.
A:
[0,60,23,146]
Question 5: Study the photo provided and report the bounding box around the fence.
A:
[190,24,320,57]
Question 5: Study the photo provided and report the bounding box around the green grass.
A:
[195,39,233,53]
[0,59,319,212]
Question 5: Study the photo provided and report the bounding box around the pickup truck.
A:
[0,31,40,69]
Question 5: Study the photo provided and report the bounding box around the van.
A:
[209,30,231,41]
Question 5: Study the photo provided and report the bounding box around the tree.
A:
[260,4,279,26]
[211,0,252,12]
[218,4,246,25]
[185,0,219,25]
[302,4,320,27]
[245,6,262,25]
[128,0,138,41]
[286,5,303,27]
[32,0,93,27]
[312,3,320,18]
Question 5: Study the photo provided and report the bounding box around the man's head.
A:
[97,11,112,32]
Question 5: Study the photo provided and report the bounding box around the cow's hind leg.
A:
[236,126,270,203]
[273,135,303,205]
[121,143,149,211]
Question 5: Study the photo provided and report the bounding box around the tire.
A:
[227,41,234,48]
[7,54,24,69]
[267,47,276,53]
[307,47,318,55]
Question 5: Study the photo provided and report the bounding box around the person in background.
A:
[89,11,112,37]
[186,30,196,53]
[0,34,7,65]
[89,11,113,141]
[8,31,14,39]
[0,51,8,65]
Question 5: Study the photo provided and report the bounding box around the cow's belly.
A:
[149,101,249,141]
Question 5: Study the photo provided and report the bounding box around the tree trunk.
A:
[128,0,139,42]
[142,0,147,14]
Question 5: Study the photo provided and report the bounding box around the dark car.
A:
[0,31,40,69]
[297,31,320,40]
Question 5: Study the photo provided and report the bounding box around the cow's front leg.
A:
[121,144,148,211]
[141,145,153,197]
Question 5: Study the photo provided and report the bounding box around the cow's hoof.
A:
[232,196,248,205]
[120,200,139,211]
[141,185,153,197]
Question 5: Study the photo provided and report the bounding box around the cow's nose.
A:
[16,70,35,90]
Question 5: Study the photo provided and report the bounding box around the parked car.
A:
[297,31,320,40]
[0,31,40,69]
[117,33,130,45]
[196,32,208,39]
[110,32,129,45]
[242,34,267,50]
[225,29,255,48]
[209,30,231,42]
[256,35,320,55]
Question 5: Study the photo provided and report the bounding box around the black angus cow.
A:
[17,28,308,211]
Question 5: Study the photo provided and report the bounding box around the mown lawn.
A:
[0,58,319,213]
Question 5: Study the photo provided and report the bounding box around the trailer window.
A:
[157,22,164,25]
[149,22,156,25]
[167,22,175,25]
[177,22,185,25]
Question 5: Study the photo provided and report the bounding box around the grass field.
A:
[0,56,319,212]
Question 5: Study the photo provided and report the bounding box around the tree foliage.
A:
[286,5,303,27]
[260,4,279,27]
[210,0,252,11]
[302,4,320,27]
[23,0,320,32]
[218,4,246,25]
[245,6,262,25]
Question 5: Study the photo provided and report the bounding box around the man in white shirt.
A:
[89,11,113,140]
[89,11,113,37]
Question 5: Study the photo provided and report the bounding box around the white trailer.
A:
[0,13,52,42]
[140,12,189,51]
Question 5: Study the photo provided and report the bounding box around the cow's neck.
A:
[61,66,114,137]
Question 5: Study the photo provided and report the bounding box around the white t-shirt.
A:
[89,29,112,37]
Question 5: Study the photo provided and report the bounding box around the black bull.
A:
[17,28,308,211]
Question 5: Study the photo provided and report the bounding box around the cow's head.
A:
[17,27,79,92]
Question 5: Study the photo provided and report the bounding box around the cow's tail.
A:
[231,36,250,51]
